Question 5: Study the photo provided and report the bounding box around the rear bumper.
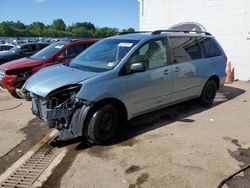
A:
[220,76,226,89]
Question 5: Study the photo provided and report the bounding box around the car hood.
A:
[0,58,42,71]
[0,51,12,56]
[25,64,100,97]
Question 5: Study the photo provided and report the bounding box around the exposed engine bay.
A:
[31,85,92,141]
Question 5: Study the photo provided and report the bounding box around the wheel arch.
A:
[89,97,128,123]
[207,75,220,90]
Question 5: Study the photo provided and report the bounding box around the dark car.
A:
[0,39,99,98]
[0,43,49,65]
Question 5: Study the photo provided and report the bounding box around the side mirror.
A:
[18,49,24,54]
[130,62,146,73]
[57,54,66,62]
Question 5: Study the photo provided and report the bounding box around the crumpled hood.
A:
[25,64,100,97]
[0,58,42,70]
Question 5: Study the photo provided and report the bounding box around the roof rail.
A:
[118,31,151,35]
[152,29,212,36]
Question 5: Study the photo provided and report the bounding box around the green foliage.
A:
[0,19,135,38]
[51,19,66,31]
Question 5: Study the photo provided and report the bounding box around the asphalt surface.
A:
[0,81,250,188]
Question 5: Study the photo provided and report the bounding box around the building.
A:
[139,0,250,81]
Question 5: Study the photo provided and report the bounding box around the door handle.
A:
[174,67,180,72]
[164,69,169,75]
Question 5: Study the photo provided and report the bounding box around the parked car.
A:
[0,42,49,65]
[0,39,99,98]
[0,44,15,51]
[25,30,227,144]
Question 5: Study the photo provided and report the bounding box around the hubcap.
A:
[206,85,214,100]
[99,112,114,132]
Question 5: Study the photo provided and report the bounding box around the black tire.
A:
[10,91,22,99]
[86,104,118,144]
[200,79,217,106]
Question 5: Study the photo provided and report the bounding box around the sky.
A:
[0,0,139,30]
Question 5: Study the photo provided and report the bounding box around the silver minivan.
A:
[25,30,227,144]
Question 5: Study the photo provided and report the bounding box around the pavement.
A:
[0,91,49,174]
[0,81,250,188]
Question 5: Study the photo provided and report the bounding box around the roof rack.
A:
[118,31,151,35]
[152,29,211,36]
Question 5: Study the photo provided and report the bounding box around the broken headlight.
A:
[46,84,82,109]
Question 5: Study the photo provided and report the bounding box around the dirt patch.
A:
[129,173,149,188]
[222,137,242,147]
[226,147,250,187]
[86,145,113,159]
[178,118,195,123]
[231,139,242,148]
[125,165,140,174]
[0,118,49,175]
[119,138,138,147]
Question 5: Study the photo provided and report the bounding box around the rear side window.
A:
[1,45,12,51]
[169,37,202,63]
[199,37,222,58]
[39,44,49,50]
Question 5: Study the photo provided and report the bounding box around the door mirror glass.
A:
[130,62,146,73]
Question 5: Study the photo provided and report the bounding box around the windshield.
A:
[70,39,138,72]
[29,43,65,60]
[9,46,20,53]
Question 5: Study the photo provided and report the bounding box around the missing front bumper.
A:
[31,95,91,141]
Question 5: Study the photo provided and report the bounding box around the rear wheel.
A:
[200,79,217,106]
[86,104,118,144]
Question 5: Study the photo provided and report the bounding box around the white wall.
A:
[139,0,250,81]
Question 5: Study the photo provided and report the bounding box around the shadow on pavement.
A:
[75,85,245,149]
[43,85,245,188]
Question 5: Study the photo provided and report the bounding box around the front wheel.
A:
[10,90,22,99]
[200,79,217,106]
[86,104,118,144]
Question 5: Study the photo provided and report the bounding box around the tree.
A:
[15,20,26,30]
[0,22,15,36]
[51,19,66,31]
[0,19,134,38]
[94,27,119,38]
[121,27,135,33]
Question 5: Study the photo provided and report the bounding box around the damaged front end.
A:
[31,85,92,141]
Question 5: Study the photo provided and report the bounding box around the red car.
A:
[0,39,99,98]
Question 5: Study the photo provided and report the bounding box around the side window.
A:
[129,38,167,70]
[2,46,12,51]
[39,44,48,50]
[199,37,222,58]
[21,44,36,53]
[169,37,202,63]
[86,42,95,48]
[66,44,87,59]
